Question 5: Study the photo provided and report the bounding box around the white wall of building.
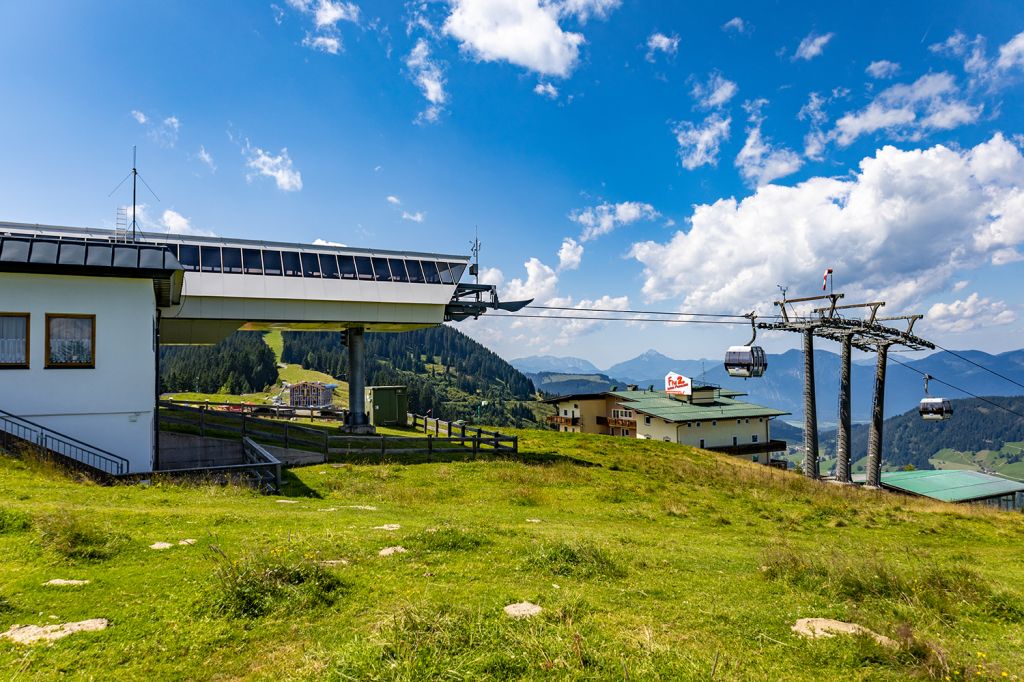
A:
[0,273,155,472]
[637,414,772,448]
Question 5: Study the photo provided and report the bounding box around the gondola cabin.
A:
[919,397,953,421]
[724,345,767,378]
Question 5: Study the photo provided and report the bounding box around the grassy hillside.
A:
[1,433,1023,679]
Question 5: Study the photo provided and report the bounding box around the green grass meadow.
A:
[1,430,1023,680]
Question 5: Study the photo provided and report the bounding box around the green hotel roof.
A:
[874,470,1024,503]
[607,389,789,422]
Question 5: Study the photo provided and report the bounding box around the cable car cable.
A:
[887,356,1024,421]
[931,343,1024,392]
[526,305,759,319]
[496,313,746,325]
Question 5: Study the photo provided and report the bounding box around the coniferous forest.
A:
[159,333,278,394]
[159,326,540,425]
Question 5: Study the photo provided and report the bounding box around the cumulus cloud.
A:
[387,195,401,205]
[571,201,659,241]
[406,38,447,123]
[244,143,303,191]
[504,256,559,302]
[691,71,737,109]
[287,0,359,54]
[865,60,899,79]
[673,114,731,170]
[557,237,583,270]
[794,31,834,61]
[302,34,342,54]
[832,72,981,147]
[735,100,803,186]
[313,238,347,246]
[645,32,679,62]
[443,0,618,77]
[630,135,1024,318]
[131,110,147,124]
[721,17,747,34]
[123,204,215,237]
[798,91,830,160]
[401,210,425,222]
[997,31,1024,70]
[534,81,559,98]
[927,293,1016,332]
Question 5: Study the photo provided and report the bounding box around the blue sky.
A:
[2,1,1023,367]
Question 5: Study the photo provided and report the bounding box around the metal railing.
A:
[0,407,130,476]
[153,436,282,493]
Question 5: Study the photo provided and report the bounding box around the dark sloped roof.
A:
[0,233,182,278]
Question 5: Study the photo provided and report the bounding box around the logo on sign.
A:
[665,372,691,395]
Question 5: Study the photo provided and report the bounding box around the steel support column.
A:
[866,343,889,488]
[802,328,819,479]
[347,327,368,427]
[835,334,853,483]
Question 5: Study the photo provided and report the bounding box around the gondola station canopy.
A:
[854,469,1024,505]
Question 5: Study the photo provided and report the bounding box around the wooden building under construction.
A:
[287,382,335,409]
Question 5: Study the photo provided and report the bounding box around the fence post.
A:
[427,434,433,457]
[199,406,206,438]
[323,430,329,459]
[473,435,479,457]
[284,423,290,450]
[461,423,466,441]
[423,417,428,434]
[381,435,386,458]
[435,419,440,437]
[512,435,518,455]
[241,413,247,438]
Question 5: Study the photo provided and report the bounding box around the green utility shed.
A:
[365,385,409,426]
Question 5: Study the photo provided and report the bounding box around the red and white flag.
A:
[822,268,833,290]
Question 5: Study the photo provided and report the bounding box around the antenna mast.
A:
[131,146,138,242]
[108,145,160,243]
[469,226,481,284]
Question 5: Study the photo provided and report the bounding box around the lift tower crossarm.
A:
[812,301,885,323]
[774,293,844,323]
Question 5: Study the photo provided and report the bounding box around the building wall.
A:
[550,397,609,434]
[0,272,156,472]
[636,414,772,448]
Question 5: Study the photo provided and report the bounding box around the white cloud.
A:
[721,17,747,34]
[387,195,401,205]
[443,0,614,77]
[798,91,829,160]
[313,0,359,28]
[302,34,342,54]
[133,113,180,148]
[952,280,969,292]
[244,143,303,191]
[401,210,425,222]
[997,31,1024,70]
[794,31,834,61]
[571,201,659,242]
[313,238,347,246]
[832,72,981,147]
[691,72,737,109]
[123,206,215,237]
[865,60,899,79]
[735,100,802,186]
[927,293,1016,332]
[673,113,731,170]
[630,135,1024,318]
[406,38,447,123]
[557,237,583,270]
[504,257,559,302]
[131,110,147,124]
[534,81,559,98]
[645,32,679,62]
[197,145,216,172]
[287,0,359,54]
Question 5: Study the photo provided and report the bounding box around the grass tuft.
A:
[0,507,31,533]
[529,540,626,579]
[204,545,348,618]
[406,525,489,552]
[35,510,126,561]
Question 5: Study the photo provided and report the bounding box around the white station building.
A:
[0,222,521,475]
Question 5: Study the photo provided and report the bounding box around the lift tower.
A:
[759,296,933,483]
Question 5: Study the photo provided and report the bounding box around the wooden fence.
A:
[158,402,518,461]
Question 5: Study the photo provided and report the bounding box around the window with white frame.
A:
[45,314,95,368]
[0,314,29,369]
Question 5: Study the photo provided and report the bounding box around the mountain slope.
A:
[511,355,600,374]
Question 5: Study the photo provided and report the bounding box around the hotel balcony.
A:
[707,440,787,456]
[607,417,636,428]
[547,415,580,427]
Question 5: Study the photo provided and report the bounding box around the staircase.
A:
[0,407,130,476]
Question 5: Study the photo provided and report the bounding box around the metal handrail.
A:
[0,407,130,476]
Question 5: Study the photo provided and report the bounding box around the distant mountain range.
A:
[512,348,1024,423]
